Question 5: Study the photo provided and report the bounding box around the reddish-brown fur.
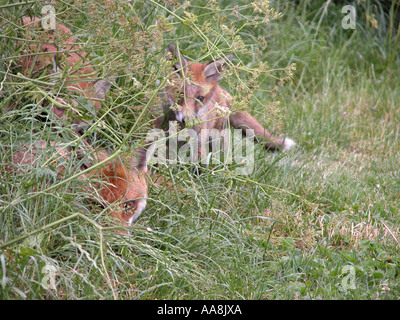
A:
[89,149,148,225]
[20,17,96,96]
[19,17,112,128]
[11,141,148,226]
[14,17,148,226]
[157,44,296,156]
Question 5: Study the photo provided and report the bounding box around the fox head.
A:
[163,44,232,125]
[90,148,148,226]
[20,16,113,134]
[20,17,95,93]
[11,141,148,226]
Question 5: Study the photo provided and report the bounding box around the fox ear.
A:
[92,76,115,100]
[130,146,148,173]
[165,44,187,74]
[203,54,233,83]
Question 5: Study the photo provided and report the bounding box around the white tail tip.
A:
[282,138,296,151]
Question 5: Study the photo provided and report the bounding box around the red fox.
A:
[88,147,148,225]
[19,17,113,133]
[156,44,296,157]
[14,17,148,225]
[20,17,103,101]
[11,140,148,226]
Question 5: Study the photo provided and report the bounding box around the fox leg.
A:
[229,111,296,151]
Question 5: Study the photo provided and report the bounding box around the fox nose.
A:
[175,111,184,123]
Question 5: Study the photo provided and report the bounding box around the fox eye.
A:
[123,200,136,211]
[197,96,205,102]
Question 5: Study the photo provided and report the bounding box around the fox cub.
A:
[155,44,296,157]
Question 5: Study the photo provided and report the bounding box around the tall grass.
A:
[1,0,400,299]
